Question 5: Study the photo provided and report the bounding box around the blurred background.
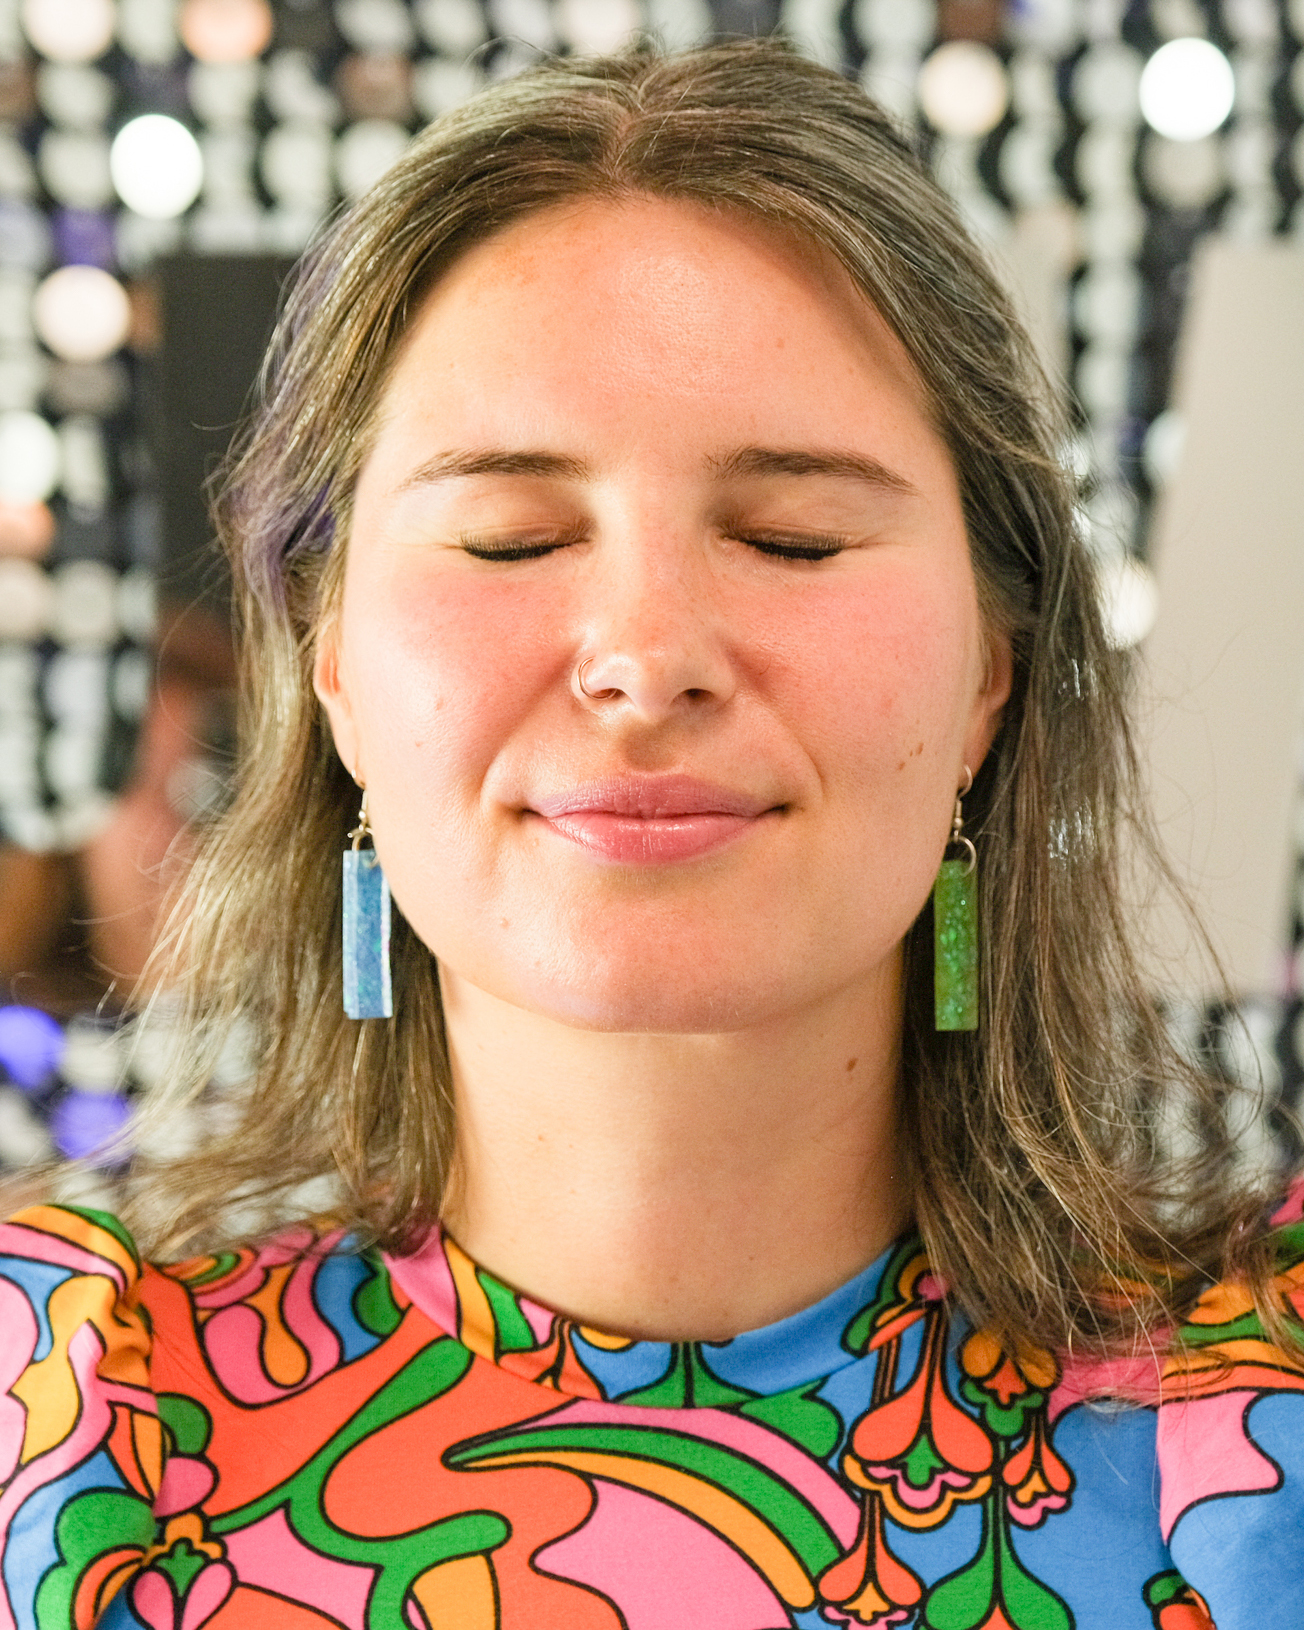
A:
[0,0,1300,1197]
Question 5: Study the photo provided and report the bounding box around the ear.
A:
[963,628,1014,774]
[312,622,362,783]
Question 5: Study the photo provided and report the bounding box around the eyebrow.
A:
[396,444,919,494]
[707,446,919,493]
[397,449,591,488]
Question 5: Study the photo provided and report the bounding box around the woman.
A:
[2,39,1302,1630]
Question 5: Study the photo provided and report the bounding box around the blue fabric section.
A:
[309,1251,386,1364]
[0,1257,72,1362]
[701,1240,895,1395]
[891,1499,984,1587]
[1014,1403,1166,1630]
[580,1333,676,1399]
[3,1449,141,1630]
[1170,1390,1304,1630]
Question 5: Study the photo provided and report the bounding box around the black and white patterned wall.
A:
[0,0,1300,1182]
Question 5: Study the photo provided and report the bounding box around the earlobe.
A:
[312,629,361,781]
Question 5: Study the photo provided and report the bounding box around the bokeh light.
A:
[0,410,60,503]
[0,557,54,639]
[1140,38,1235,141]
[0,500,55,559]
[0,1005,66,1090]
[1098,555,1159,649]
[335,119,409,200]
[917,41,1010,138]
[110,115,204,218]
[21,0,115,63]
[33,264,131,361]
[179,0,273,64]
[49,1089,131,1160]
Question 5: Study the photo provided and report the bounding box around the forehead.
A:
[371,193,938,445]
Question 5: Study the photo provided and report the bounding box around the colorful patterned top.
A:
[2,1191,1304,1630]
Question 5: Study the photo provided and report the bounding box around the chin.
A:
[507,960,806,1035]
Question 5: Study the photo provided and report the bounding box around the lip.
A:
[528,776,780,864]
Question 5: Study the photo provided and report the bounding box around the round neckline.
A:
[384,1222,935,1406]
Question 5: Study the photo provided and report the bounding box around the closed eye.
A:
[461,539,566,561]
[459,526,586,561]
[738,534,846,562]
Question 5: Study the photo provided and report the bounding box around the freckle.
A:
[897,759,906,771]
[915,741,923,756]
[846,1057,858,1072]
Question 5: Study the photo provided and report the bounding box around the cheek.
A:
[342,570,558,797]
[797,566,979,768]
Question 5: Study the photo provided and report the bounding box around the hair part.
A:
[120,37,1286,1357]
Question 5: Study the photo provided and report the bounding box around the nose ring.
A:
[576,658,616,700]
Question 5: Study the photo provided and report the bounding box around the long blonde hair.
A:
[124,38,1281,1354]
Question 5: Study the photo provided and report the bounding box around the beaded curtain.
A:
[0,0,1300,1184]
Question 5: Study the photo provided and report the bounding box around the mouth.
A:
[527,776,782,864]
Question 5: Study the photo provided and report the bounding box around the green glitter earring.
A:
[934,766,978,1032]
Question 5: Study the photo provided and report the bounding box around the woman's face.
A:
[315,195,1011,1033]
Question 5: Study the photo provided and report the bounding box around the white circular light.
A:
[0,410,59,502]
[1098,555,1158,649]
[1143,409,1186,487]
[413,0,486,53]
[21,0,115,62]
[51,558,119,646]
[45,724,101,796]
[39,129,112,208]
[554,0,640,53]
[0,557,53,638]
[33,265,131,362]
[1144,131,1225,207]
[1072,43,1143,125]
[1140,39,1235,141]
[110,115,204,218]
[115,566,156,641]
[261,124,332,208]
[917,42,1010,138]
[335,0,414,53]
[335,119,408,200]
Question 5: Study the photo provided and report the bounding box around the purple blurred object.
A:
[52,208,116,269]
[49,1090,132,1161]
[0,1005,65,1090]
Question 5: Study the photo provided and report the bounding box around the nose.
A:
[571,546,737,724]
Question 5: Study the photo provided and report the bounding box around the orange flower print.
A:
[817,1492,923,1627]
[959,1328,1060,1438]
[846,1308,994,1528]
[1001,1409,1073,1527]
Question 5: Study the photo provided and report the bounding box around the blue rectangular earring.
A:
[342,789,393,1020]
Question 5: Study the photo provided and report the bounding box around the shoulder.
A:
[0,1202,150,1384]
[0,1210,404,1624]
[0,1205,160,1624]
[1152,1178,1304,1628]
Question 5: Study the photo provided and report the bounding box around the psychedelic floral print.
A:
[2,1196,1304,1629]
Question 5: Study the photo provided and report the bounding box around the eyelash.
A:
[459,534,846,563]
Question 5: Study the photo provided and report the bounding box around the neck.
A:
[437,963,911,1342]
